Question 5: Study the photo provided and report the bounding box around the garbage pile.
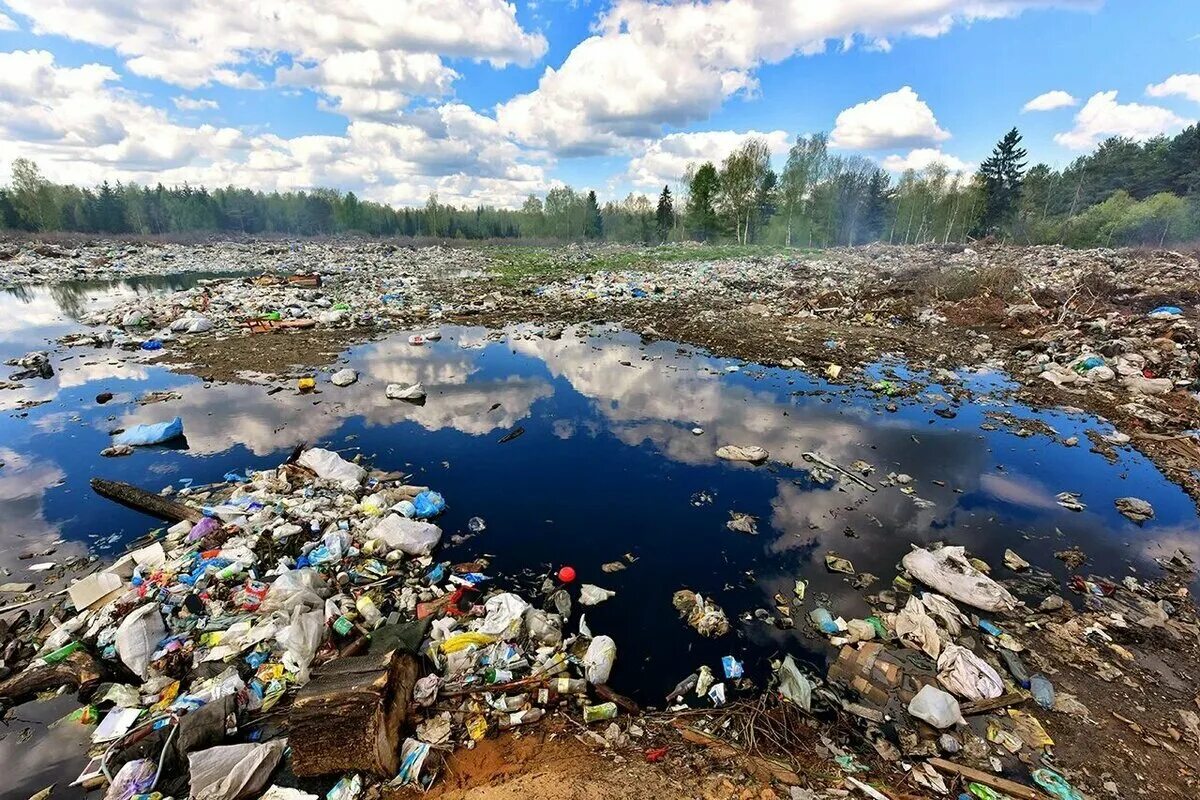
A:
[0,447,625,797]
[779,541,1200,799]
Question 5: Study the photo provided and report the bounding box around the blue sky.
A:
[0,0,1197,207]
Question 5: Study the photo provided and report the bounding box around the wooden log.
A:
[927,758,1052,800]
[289,650,418,778]
[0,648,104,704]
[90,478,203,523]
[594,684,639,715]
[960,691,1028,716]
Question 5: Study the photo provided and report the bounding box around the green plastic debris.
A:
[1032,768,1084,800]
[41,641,83,665]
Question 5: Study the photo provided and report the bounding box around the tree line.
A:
[2,123,1198,247]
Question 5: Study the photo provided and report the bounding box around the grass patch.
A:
[483,243,811,286]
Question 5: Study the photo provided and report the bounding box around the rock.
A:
[714,445,768,463]
[1114,497,1154,522]
[1038,595,1065,612]
[1003,549,1030,571]
[330,369,358,387]
[386,382,426,402]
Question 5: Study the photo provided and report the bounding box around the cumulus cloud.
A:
[625,129,789,189]
[1146,74,1200,104]
[0,12,17,30]
[498,0,1090,153]
[1022,89,1077,112]
[1054,90,1193,150]
[830,86,950,149]
[173,96,219,112]
[0,50,548,207]
[5,0,547,113]
[880,147,972,173]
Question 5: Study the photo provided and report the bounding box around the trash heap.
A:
[0,447,623,798]
[785,541,1200,799]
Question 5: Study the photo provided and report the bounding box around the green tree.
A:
[780,133,827,246]
[717,138,771,244]
[685,162,720,241]
[655,185,673,242]
[976,128,1028,237]
[10,158,59,230]
[584,190,602,239]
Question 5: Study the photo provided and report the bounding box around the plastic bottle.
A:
[999,650,1030,689]
[498,708,544,729]
[1029,674,1055,709]
[485,668,513,684]
[583,702,618,723]
[545,677,587,695]
[356,595,382,627]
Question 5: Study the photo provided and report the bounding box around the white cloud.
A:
[880,147,972,174]
[1146,74,1200,104]
[5,0,547,113]
[0,50,549,208]
[1054,90,1193,150]
[173,96,219,112]
[625,129,789,189]
[498,0,1093,154]
[1022,89,1077,112]
[829,86,950,149]
[0,12,17,31]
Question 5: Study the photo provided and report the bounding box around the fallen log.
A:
[927,757,1052,800]
[960,691,1028,716]
[0,648,104,705]
[90,478,203,524]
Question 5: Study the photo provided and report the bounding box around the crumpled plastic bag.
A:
[370,514,443,556]
[113,417,184,447]
[894,595,942,660]
[104,758,156,800]
[297,448,366,489]
[116,603,167,679]
[260,568,328,614]
[918,592,968,637]
[188,740,287,800]
[583,635,617,685]
[672,590,730,637]
[524,608,562,647]
[579,584,616,606]
[937,644,1004,701]
[775,654,812,710]
[901,546,1017,613]
[396,738,433,786]
[276,607,324,683]
[907,684,965,729]
[476,592,530,638]
[170,314,213,334]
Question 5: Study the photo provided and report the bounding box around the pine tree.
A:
[584,190,602,239]
[977,128,1028,236]
[655,185,673,242]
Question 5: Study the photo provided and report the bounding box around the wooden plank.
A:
[927,758,1052,800]
[90,478,203,523]
[960,691,1028,716]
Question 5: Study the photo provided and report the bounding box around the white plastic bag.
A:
[937,644,1004,701]
[894,596,942,660]
[260,568,328,613]
[189,740,287,800]
[901,546,1017,612]
[907,684,965,729]
[115,603,167,679]
[583,635,617,685]
[371,514,442,556]
[297,448,366,489]
[276,608,324,683]
[579,584,615,606]
[476,593,530,638]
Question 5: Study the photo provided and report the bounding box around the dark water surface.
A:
[2,278,1198,796]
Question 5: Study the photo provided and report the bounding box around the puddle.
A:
[3,280,1199,796]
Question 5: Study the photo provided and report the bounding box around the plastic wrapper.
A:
[115,603,167,679]
[188,740,287,800]
[583,635,617,685]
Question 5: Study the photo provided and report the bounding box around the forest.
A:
[1,124,1197,249]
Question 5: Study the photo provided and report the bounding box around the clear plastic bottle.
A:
[498,708,544,729]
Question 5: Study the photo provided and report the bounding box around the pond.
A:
[2,278,1197,796]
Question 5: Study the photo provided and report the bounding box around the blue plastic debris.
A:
[1149,305,1182,317]
[141,340,163,351]
[113,417,184,447]
[412,490,446,519]
[722,655,744,679]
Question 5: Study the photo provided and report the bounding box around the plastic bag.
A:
[894,595,942,659]
[371,514,443,556]
[104,758,156,800]
[116,603,167,679]
[937,644,1004,700]
[907,684,965,729]
[580,584,616,606]
[386,382,427,401]
[276,607,323,682]
[188,740,287,800]
[524,608,562,647]
[775,654,812,710]
[901,546,1017,612]
[112,417,184,447]
[411,490,445,519]
[583,635,617,685]
[260,568,328,614]
[297,448,365,489]
[477,593,530,638]
[396,738,432,786]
